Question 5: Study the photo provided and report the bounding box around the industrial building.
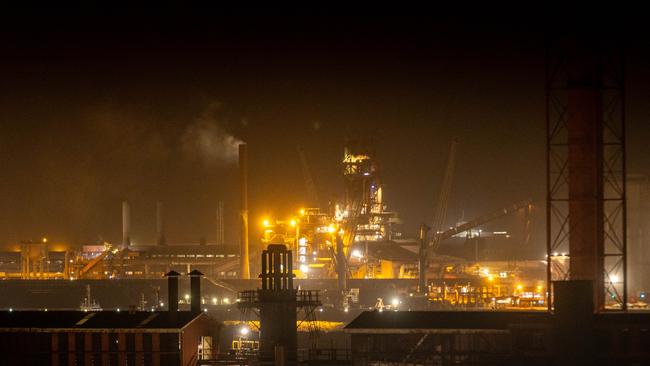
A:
[0,264,222,365]
[0,310,215,365]
[344,281,650,365]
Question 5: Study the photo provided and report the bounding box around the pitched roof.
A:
[344,310,550,332]
[0,311,204,331]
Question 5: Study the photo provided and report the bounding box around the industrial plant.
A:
[1,11,650,366]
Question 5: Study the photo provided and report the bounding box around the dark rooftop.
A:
[344,310,550,331]
[0,311,204,330]
[129,244,239,256]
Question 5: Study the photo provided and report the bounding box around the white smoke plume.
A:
[181,101,243,165]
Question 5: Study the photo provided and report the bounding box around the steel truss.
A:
[546,40,626,310]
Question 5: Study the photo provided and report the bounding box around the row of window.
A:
[147,254,236,258]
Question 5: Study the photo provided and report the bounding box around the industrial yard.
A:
[1,10,650,366]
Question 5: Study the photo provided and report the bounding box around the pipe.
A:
[122,201,131,249]
[239,143,250,279]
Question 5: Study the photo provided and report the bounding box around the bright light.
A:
[185,294,190,301]
[263,219,270,227]
[42,237,48,243]
[223,298,230,304]
[240,326,249,336]
[212,297,218,305]
[290,219,297,227]
[300,264,309,273]
[351,249,363,259]
[160,302,164,307]
[9,308,12,312]
[299,238,307,246]
[328,225,336,233]
[482,268,489,276]
[391,298,399,307]
[116,308,120,312]
[610,275,620,283]
[516,284,523,291]
[299,209,305,216]
[536,285,543,292]
[344,307,349,313]
[487,275,494,282]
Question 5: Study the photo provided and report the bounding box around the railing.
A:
[297,290,321,305]
[237,290,321,306]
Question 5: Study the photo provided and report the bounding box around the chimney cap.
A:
[189,269,204,277]
[165,270,181,277]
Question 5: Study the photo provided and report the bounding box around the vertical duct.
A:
[157,202,166,246]
[239,144,251,279]
[217,201,225,246]
[165,270,180,313]
[189,270,204,314]
[122,201,131,249]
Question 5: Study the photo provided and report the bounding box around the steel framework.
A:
[546,40,626,310]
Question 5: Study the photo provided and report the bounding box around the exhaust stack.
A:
[189,270,204,314]
[217,201,225,246]
[157,202,166,246]
[122,201,131,249]
[239,143,250,279]
[165,270,180,313]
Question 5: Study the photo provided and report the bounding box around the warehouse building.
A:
[0,309,218,365]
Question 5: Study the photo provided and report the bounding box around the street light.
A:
[240,326,249,336]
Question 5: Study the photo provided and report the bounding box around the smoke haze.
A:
[181,102,243,165]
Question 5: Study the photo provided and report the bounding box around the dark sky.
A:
[1,11,648,258]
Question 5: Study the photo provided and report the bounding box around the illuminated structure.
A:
[237,244,321,365]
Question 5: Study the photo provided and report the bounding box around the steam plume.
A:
[181,101,242,165]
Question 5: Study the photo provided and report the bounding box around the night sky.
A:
[1,11,648,258]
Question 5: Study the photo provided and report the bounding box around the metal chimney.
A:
[189,269,204,314]
[122,201,131,249]
[157,201,166,246]
[165,270,180,313]
[217,201,225,246]
[239,144,251,279]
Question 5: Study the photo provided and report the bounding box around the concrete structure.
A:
[238,244,321,365]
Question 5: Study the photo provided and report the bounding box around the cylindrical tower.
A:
[239,143,250,279]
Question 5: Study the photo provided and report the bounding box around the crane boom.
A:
[297,145,320,207]
[429,140,458,253]
[432,199,533,248]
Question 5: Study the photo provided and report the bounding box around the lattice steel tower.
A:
[546,36,626,310]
